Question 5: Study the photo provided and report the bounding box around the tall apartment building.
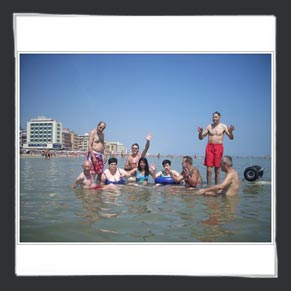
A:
[23,116,63,150]
[78,133,89,151]
[105,141,126,154]
[62,128,72,151]
[19,128,27,150]
[70,130,79,151]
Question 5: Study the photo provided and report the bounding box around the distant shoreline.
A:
[19,154,271,159]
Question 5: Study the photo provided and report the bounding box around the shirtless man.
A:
[124,134,152,171]
[87,121,106,182]
[198,111,235,185]
[72,160,117,190]
[71,160,98,189]
[168,156,203,188]
[194,155,240,197]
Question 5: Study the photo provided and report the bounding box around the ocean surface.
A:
[18,155,273,243]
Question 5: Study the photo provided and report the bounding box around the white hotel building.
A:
[23,116,63,150]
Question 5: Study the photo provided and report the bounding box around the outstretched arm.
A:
[225,124,235,140]
[120,168,133,177]
[195,175,232,195]
[71,175,83,189]
[141,134,152,157]
[198,126,208,140]
[169,170,185,183]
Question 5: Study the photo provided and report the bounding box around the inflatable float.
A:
[243,165,264,182]
[155,176,180,185]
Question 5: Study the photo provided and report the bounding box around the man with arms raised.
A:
[198,111,235,185]
[124,134,152,171]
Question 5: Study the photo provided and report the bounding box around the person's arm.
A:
[198,126,209,140]
[155,171,162,178]
[195,175,232,195]
[225,124,235,140]
[149,165,156,179]
[119,168,132,177]
[141,134,152,157]
[100,172,107,184]
[169,170,185,183]
[124,157,132,171]
[71,174,83,189]
[171,170,180,177]
[103,142,107,163]
[128,167,137,176]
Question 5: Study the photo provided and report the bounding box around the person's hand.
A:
[228,125,235,132]
[145,134,152,141]
[197,126,203,133]
[195,189,205,195]
[150,164,156,171]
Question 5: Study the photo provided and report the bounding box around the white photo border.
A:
[14,14,277,277]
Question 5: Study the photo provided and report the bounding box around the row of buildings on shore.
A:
[19,116,127,154]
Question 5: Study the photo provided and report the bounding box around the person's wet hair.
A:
[222,155,233,166]
[131,143,139,149]
[183,156,193,165]
[138,157,150,177]
[162,159,171,166]
[108,157,118,165]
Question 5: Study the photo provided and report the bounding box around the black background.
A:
[2,0,289,288]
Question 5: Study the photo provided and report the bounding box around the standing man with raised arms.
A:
[198,111,235,185]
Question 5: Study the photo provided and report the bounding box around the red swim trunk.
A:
[204,143,224,168]
[87,152,104,176]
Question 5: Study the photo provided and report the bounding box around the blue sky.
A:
[20,53,272,156]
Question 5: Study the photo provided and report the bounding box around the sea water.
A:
[18,156,272,243]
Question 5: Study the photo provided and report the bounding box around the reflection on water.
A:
[197,196,239,242]
[19,156,272,243]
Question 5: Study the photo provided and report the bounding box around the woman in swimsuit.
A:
[129,157,156,185]
[101,157,132,185]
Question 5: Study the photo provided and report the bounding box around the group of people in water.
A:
[72,111,240,196]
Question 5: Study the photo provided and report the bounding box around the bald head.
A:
[82,160,92,169]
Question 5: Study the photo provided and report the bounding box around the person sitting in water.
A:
[71,160,99,189]
[168,155,203,188]
[129,157,156,185]
[155,159,180,184]
[101,157,132,185]
[72,160,117,190]
[194,155,240,197]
